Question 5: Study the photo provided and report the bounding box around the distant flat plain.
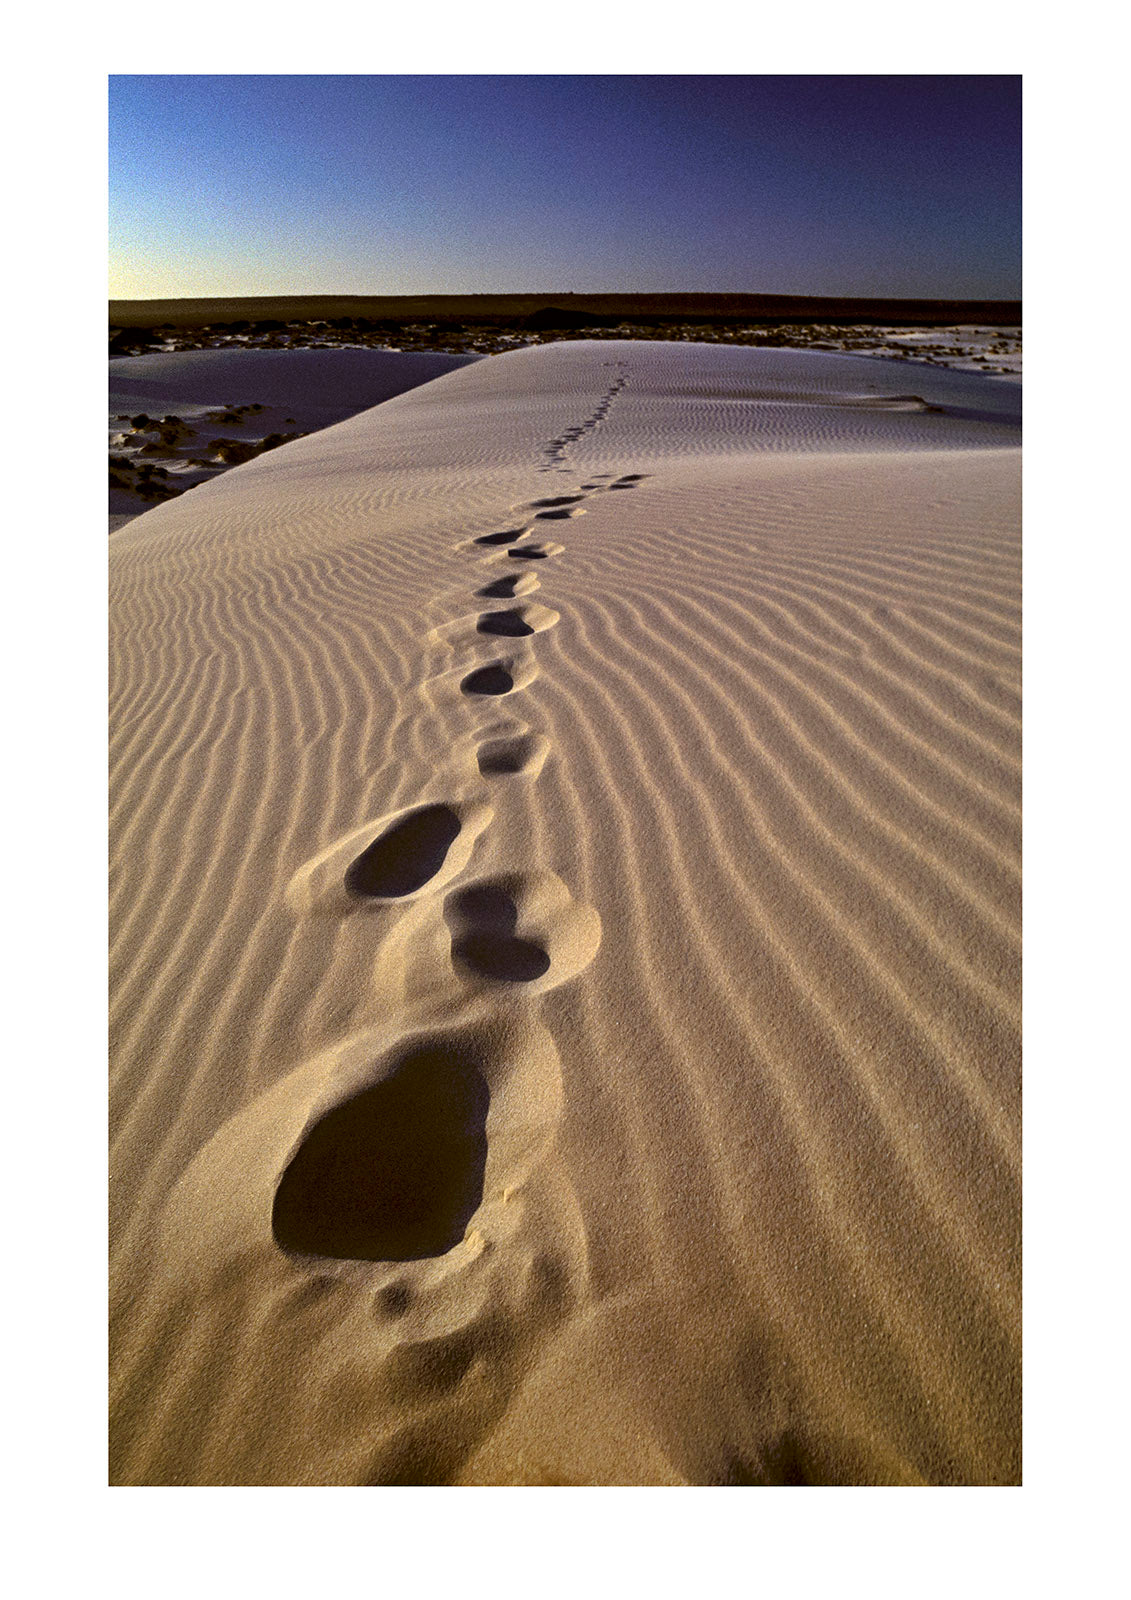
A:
[110,292,1022,328]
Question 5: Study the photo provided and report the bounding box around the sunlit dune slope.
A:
[110,340,1020,1486]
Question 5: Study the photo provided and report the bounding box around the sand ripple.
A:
[110,340,1020,1484]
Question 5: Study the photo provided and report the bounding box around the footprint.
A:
[476,732,550,779]
[477,572,539,600]
[476,602,559,638]
[272,1037,492,1261]
[474,527,531,547]
[535,507,586,521]
[506,541,563,561]
[344,805,463,900]
[160,1013,568,1296]
[529,495,585,509]
[443,870,601,994]
[477,612,533,638]
[461,663,517,697]
[459,652,539,698]
[447,884,551,982]
[286,799,492,914]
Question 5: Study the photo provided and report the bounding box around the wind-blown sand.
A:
[109,339,1021,1486]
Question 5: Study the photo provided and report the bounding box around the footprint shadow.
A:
[476,602,558,639]
[272,1039,491,1261]
[474,527,530,547]
[477,732,549,779]
[461,663,516,696]
[441,872,600,992]
[446,884,551,982]
[345,805,463,899]
[477,573,538,600]
[506,542,562,561]
[286,800,492,916]
[477,609,534,637]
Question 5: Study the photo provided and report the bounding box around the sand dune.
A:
[109,340,1021,1485]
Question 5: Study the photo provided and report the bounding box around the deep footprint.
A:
[446,883,550,982]
[507,547,550,560]
[345,804,463,899]
[477,609,534,637]
[461,663,516,696]
[478,573,536,599]
[272,1040,490,1261]
[475,527,529,546]
[530,495,584,508]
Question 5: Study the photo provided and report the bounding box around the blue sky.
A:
[109,75,1021,299]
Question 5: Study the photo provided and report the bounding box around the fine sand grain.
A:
[109,340,1021,1486]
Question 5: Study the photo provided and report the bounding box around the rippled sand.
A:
[110,340,1021,1485]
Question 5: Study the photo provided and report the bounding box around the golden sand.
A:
[110,341,1020,1485]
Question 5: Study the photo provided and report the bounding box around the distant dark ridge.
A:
[110,292,1021,331]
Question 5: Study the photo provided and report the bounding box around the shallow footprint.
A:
[477,732,550,779]
[345,804,463,899]
[272,1038,491,1261]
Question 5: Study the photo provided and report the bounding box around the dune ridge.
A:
[110,340,1020,1485]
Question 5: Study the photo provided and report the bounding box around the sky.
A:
[108,75,1021,301]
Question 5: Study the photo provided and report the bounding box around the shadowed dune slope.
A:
[110,340,1021,1486]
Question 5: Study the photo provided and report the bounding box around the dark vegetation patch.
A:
[109,294,1021,359]
[205,431,303,466]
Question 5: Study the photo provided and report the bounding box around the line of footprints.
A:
[541,367,628,470]
[266,396,650,1270]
